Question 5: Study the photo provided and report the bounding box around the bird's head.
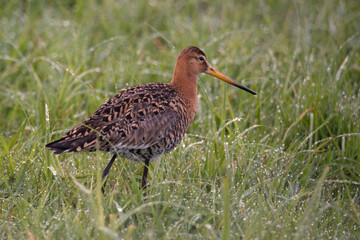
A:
[176,46,257,95]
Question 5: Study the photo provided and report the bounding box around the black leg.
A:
[141,158,150,190]
[101,154,117,194]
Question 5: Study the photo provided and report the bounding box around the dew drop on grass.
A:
[45,103,50,132]
[113,200,123,215]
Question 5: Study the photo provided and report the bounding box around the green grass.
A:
[1,0,359,239]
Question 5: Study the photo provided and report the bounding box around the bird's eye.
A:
[198,56,205,61]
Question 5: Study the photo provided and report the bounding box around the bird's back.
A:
[46,82,192,162]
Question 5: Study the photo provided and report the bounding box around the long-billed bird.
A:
[46,46,257,192]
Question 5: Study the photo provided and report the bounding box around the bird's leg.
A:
[101,154,117,194]
[141,158,150,190]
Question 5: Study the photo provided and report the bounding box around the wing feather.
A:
[46,82,190,154]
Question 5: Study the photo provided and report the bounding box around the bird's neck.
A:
[170,66,198,120]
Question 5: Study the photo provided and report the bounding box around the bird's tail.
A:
[46,134,97,154]
[45,138,75,154]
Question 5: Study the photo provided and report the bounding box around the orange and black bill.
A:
[205,65,257,95]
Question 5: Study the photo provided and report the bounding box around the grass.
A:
[0,0,359,239]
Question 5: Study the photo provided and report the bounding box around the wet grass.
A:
[1,0,359,239]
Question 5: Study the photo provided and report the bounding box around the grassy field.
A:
[1,0,359,239]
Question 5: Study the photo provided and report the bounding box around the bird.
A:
[46,46,257,193]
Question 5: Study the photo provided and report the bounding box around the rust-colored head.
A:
[172,46,257,95]
[175,46,209,76]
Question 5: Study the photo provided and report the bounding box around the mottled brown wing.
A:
[46,83,188,154]
[100,108,183,150]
